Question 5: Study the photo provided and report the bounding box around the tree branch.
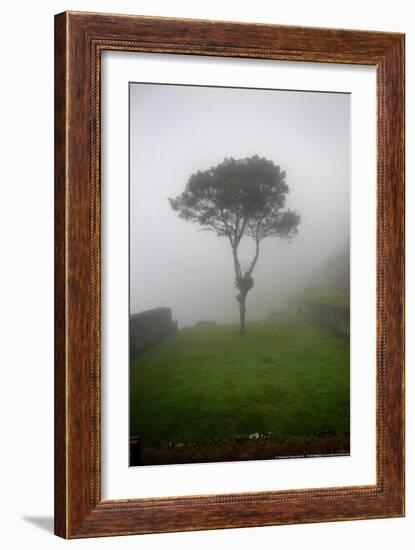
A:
[246,238,260,277]
[232,245,242,280]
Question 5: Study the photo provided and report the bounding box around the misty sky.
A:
[130,83,350,327]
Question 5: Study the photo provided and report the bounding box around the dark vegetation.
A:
[292,287,350,308]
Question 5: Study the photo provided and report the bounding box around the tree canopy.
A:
[169,155,300,333]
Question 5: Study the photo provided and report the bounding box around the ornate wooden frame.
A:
[54,11,405,538]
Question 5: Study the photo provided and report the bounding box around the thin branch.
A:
[246,238,260,277]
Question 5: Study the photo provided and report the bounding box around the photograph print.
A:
[129,82,350,467]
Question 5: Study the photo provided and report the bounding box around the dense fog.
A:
[129,83,350,328]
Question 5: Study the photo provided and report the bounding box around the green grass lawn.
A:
[130,316,350,447]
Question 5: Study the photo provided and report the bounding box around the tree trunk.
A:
[239,297,246,335]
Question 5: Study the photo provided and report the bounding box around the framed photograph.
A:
[54,11,405,538]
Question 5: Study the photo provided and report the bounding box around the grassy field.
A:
[130,316,350,458]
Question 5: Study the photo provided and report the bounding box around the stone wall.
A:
[305,302,350,336]
[290,299,349,336]
[130,307,178,354]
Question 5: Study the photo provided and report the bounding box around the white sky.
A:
[130,83,350,327]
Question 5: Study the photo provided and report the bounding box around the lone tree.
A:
[169,156,300,334]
